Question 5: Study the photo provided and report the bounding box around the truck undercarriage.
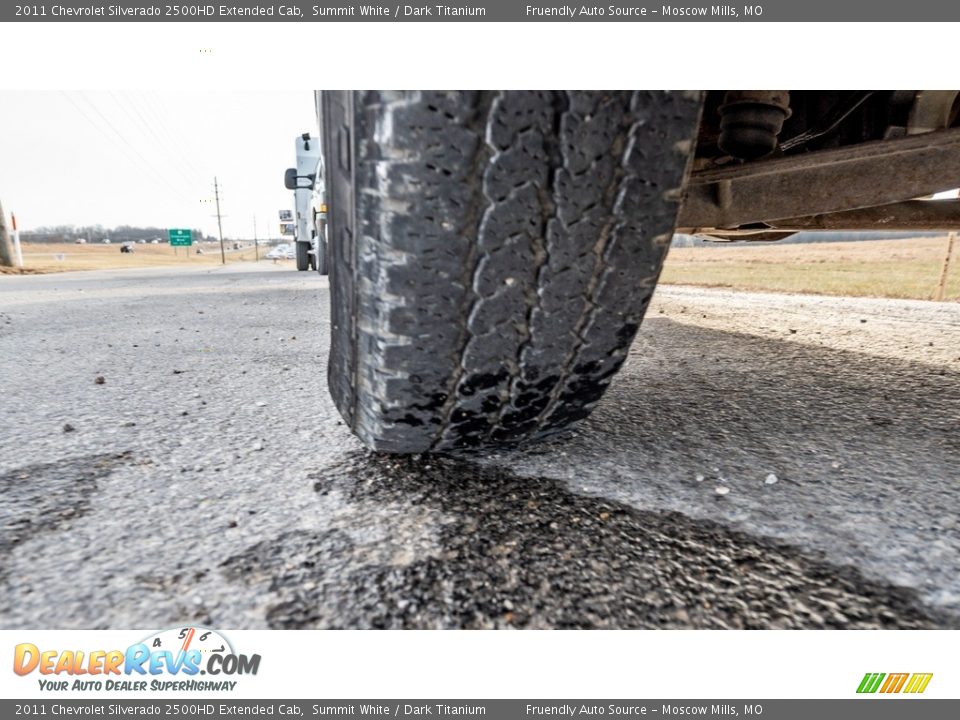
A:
[313,90,959,453]
[680,91,960,239]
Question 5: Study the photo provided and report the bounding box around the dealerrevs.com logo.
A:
[13,627,261,693]
[857,673,933,694]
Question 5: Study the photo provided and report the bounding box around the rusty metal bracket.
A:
[678,127,960,229]
[684,200,960,235]
[766,200,960,231]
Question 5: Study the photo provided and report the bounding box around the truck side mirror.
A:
[285,168,316,190]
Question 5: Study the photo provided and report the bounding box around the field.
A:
[2,241,286,273]
[5,236,959,302]
[661,236,960,301]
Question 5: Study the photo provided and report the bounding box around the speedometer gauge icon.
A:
[140,627,234,658]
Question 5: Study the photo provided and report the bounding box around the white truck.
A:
[283,132,328,274]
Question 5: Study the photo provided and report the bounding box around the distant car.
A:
[102,239,111,244]
[150,239,159,244]
[75,238,87,244]
[232,241,243,250]
[137,239,146,244]
[266,245,287,260]
[120,243,134,253]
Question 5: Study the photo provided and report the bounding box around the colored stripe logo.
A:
[857,672,933,694]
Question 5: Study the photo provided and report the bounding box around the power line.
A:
[71,91,195,207]
[77,91,194,204]
[140,91,208,179]
[61,92,165,190]
[107,91,202,190]
[129,91,208,181]
[61,92,195,214]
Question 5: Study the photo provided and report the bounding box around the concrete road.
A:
[1,264,958,629]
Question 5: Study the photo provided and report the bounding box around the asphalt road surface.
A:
[1,263,958,629]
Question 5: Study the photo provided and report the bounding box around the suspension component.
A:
[718,91,792,160]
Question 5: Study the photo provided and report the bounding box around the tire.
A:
[316,235,329,276]
[296,241,310,271]
[320,91,702,453]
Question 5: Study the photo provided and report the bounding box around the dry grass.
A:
[7,242,275,274]
[8,236,959,301]
[661,236,960,301]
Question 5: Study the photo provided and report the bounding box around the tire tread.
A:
[322,90,701,452]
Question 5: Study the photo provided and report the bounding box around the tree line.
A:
[22,225,213,243]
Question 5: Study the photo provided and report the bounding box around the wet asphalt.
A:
[0,263,958,629]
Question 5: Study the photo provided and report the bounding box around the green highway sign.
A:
[168,228,192,246]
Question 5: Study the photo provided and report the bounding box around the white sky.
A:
[0,90,317,239]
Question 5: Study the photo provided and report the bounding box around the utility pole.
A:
[214,177,226,265]
[253,215,259,261]
[0,198,14,267]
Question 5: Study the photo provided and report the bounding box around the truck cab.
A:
[284,132,327,273]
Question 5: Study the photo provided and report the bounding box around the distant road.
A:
[1,266,958,628]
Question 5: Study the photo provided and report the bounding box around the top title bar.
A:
[5,1,956,22]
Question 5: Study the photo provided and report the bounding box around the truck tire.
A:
[316,236,329,276]
[320,91,702,452]
[296,241,310,271]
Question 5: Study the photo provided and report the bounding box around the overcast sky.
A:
[0,90,317,239]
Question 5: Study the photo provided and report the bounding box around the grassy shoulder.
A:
[2,241,282,274]
[660,236,960,301]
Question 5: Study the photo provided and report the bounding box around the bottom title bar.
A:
[4,700,959,719]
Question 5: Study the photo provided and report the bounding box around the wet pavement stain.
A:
[0,453,132,582]
[222,452,954,629]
